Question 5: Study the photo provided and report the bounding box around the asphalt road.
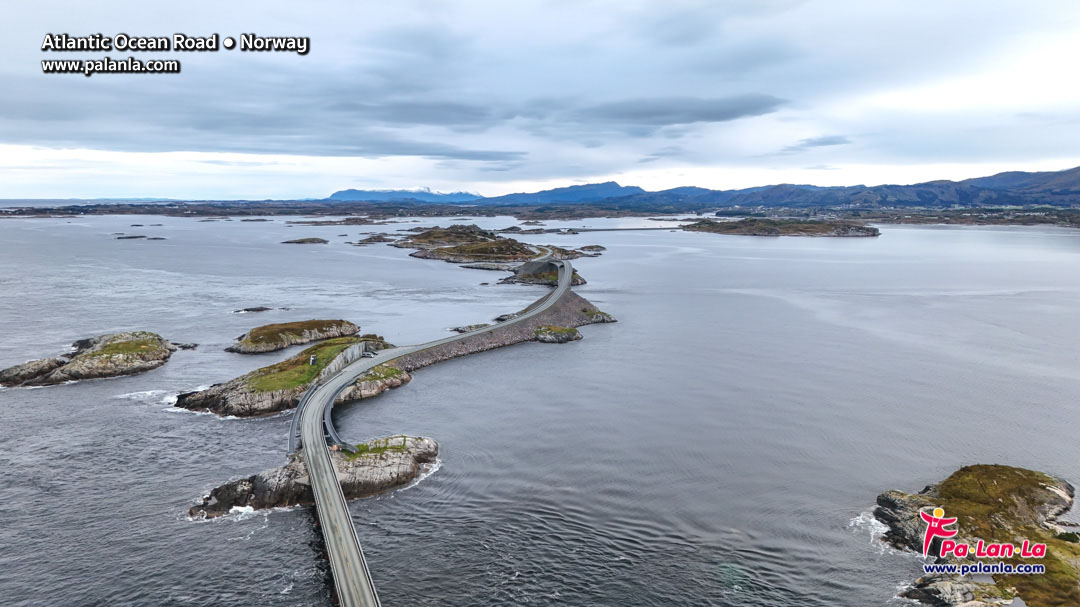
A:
[297,257,571,607]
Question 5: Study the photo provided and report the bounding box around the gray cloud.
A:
[780,135,851,154]
[0,0,1077,197]
[576,95,786,130]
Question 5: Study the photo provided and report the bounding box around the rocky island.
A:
[189,435,438,518]
[225,319,359,353]
[393,224,602,264]
[177,334,397,416]
[534,325,582,343]
[874,465,1080,607]
[281,237,329,244]
[500,264,587,286]
[684,218,880,237]
[0,331,178,387]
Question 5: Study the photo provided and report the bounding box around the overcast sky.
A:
[4,0,1080,198]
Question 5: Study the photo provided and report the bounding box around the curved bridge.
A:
[293,258,573,607]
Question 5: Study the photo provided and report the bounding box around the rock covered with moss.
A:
[337,364,411,400]
[189,435,438,518]
[225,319,359,353]
[0,331,177,387]
[500,267,587,286]
[874,465,1078,607]
[534,325,582,343]
[392,224,500,249]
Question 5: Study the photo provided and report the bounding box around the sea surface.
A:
[2,215,1080,606]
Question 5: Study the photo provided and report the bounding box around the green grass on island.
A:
[928,465,1080,606]
[343,435,411,459]
[240,319,354,346]
[245,336,359,392]
[84,336,166,358]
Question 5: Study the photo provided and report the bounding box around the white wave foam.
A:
[849,510,928,560]
[114,389,170,400]
[391,457,442,496]
[229,505,256,518]
[162,406,242,420]
[849,510,889,541]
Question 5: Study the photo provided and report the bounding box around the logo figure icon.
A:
[920,507,958,557]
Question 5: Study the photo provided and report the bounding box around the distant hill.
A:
[962,166,1080,194]
[326,166,1080,210]
[327,188,480,203]
[478,181,646,205]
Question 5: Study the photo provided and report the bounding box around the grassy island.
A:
[684,218,879,237]
[227,319,359,353]
[876,465,1080,607]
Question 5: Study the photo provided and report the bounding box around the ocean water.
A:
[2,215,1080,606]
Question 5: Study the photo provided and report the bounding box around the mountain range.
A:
[327,166,1080,210]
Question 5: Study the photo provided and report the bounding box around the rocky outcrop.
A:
[281,238,329,244]
[409,240,537,263]
[177,335,396,417]
[500,268,587,286]
[337,364,411,401]
[175,378,308,418]
[0,357,66,386]
[534,325,582,343]
[0,332,177,387]
[349,234,396,245]
[874,465,1078,607]
[189,435,438,518]
[226,319,359,354]
[391,224,500,249]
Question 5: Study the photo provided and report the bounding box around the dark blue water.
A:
[2,216,1080,606]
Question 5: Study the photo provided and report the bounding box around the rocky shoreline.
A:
[874,465,1079,607]
[0,331,178,387]
[189,435,438,518]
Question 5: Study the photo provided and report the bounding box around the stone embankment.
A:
[391,290,614,373]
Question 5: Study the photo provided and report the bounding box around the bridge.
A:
[291,256,573,607]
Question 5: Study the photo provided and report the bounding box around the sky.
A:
[4,0,1080,199]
